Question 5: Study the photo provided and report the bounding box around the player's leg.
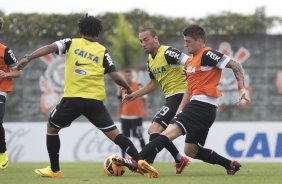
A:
[146,94,185,165]
[140,123,183,160]
[0,95,8,169]
[85,99,142,162]
[132,117,145,149]
[184,135,241,175]
[85,99,159,178]
[182,100,241,175]
[35,97,81,177]
[120,118,131,157]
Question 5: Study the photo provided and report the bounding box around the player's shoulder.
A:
[202,48,224,60]
[58,38,72,44]
[0,42,6,49]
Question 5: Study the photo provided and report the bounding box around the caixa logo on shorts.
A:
[39,54,65,115]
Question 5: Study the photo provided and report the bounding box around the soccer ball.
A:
[103,155,126,176]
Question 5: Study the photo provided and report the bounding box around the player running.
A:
[139,25,248,175]
[17,15,159,178]
[123,27,189,174]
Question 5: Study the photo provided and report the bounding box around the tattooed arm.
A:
[226,59,249,102]
[226,60,245,90]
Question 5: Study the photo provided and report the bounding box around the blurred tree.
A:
[0,10,4,17]
[197,7,277,35]
[107,14,142,68]
[124,9,190,40]
[1,7,281,47]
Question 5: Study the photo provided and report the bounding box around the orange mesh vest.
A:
[0,44,13,92]
[186,47,222,98]
[120,82,144,117]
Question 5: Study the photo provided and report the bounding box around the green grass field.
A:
[0,162,281,184]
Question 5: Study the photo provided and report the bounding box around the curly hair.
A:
[78,14,102,37]
[0,17,4,30]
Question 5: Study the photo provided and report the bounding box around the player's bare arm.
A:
[17,43,59,70]
[108,71,132,94]
[226,59,249,102]
[0,70,21,78]
[122,79,159,103]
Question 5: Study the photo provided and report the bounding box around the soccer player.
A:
[0,17,22,170]
[117,69,147,158]
[123,28,189,174]
[17,15,159,178]
[139,25,248,175]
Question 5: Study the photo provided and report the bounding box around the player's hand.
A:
[17,58,29,70]
[238,88,249,103]
[0,70,7,78]
[122,93,135,104]
[120,87,132,95]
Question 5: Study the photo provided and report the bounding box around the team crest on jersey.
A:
[218,42,252,109]
[39,54,65,115]
[151,66,166,74]
[186,66,196,73]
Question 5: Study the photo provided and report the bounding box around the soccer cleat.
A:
[226,160,241,175]
[35,166,62,178]
[138,160,160,178]
[111,156,159,177]
[175,156,189,174]
[0,152,8,169]
[112,156,138,171]
[111,156,146,175]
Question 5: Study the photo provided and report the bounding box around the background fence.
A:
[2,34,282,122]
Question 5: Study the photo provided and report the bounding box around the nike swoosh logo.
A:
[75,61,89,66]
[1,160,8,168]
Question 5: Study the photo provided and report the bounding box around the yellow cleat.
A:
[137,160,160,178]
[35,166,62,178]
[0,152,8,170]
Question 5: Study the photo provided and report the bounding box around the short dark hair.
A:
[183,25,206,43]
[139,27,158,37]
[78,14,102,37]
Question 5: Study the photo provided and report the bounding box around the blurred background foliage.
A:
[1,7,282,121]
[0,7,281,67]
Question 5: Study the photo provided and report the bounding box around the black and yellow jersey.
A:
[55,38,116,101]
[147,45,188,98]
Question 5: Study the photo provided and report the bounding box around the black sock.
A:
[165,142,180,163]
[145,133,159,164]
[114,134,142,161]
[0,101,6,153]
[121,136,129,158]
[140,135,169,160]
[140,139,145,148]
[0,125,6,153]
[47,134,60,172]
[145,133,180,163]
[195,147,231,169]
[121,150,126,158]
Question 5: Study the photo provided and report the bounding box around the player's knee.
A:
[184,144,199,158]
[104,129,121,141]
[148,122,164,134]
[47,122,60,134]
[184,150,196,158]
